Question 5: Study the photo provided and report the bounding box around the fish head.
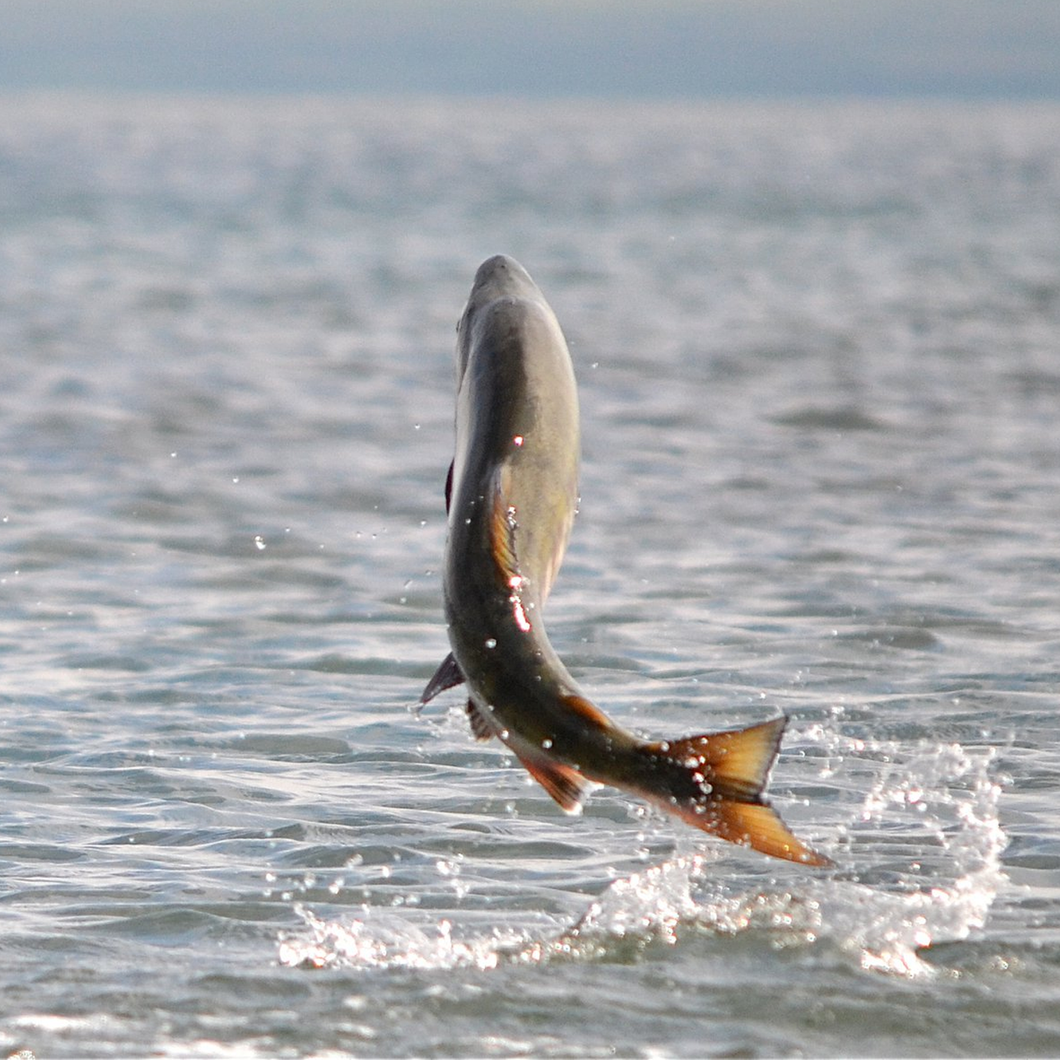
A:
[456,255,545,385]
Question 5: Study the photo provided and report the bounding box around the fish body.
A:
[422,255,829,867]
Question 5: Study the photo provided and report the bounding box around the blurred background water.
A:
[1,94,1059,1057]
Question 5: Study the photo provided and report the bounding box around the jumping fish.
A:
[421,254,830,866]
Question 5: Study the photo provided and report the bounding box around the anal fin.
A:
[510,745,593,814]
[464,701,591,812]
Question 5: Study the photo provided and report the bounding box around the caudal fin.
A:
[643,716,832,867]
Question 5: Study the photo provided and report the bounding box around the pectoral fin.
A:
[420,652,465,704]
[489,472,520,588]
[466,699,493,741]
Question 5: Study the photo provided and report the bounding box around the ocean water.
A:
[1,93,1059,1058]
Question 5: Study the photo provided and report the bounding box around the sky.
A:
[1,0,1059,99]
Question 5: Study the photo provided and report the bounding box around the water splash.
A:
[516,854,716,964]
[278,904,530,972]
[278,735,1007,978]
[822,736,1009,976]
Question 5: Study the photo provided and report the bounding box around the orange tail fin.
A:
[644,717,832,867]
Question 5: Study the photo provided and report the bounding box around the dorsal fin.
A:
[420,652,465,705]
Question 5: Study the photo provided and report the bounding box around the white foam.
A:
[278,903,530,972]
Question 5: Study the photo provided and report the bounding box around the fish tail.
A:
[642,716,832,867]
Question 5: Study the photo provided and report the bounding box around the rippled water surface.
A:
[2,95,1059,1057]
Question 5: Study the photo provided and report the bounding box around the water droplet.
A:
[254,535,266,550]
[541,738,553,749]
[485,638,497,649]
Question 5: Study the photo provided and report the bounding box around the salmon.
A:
[422,254,830,867]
